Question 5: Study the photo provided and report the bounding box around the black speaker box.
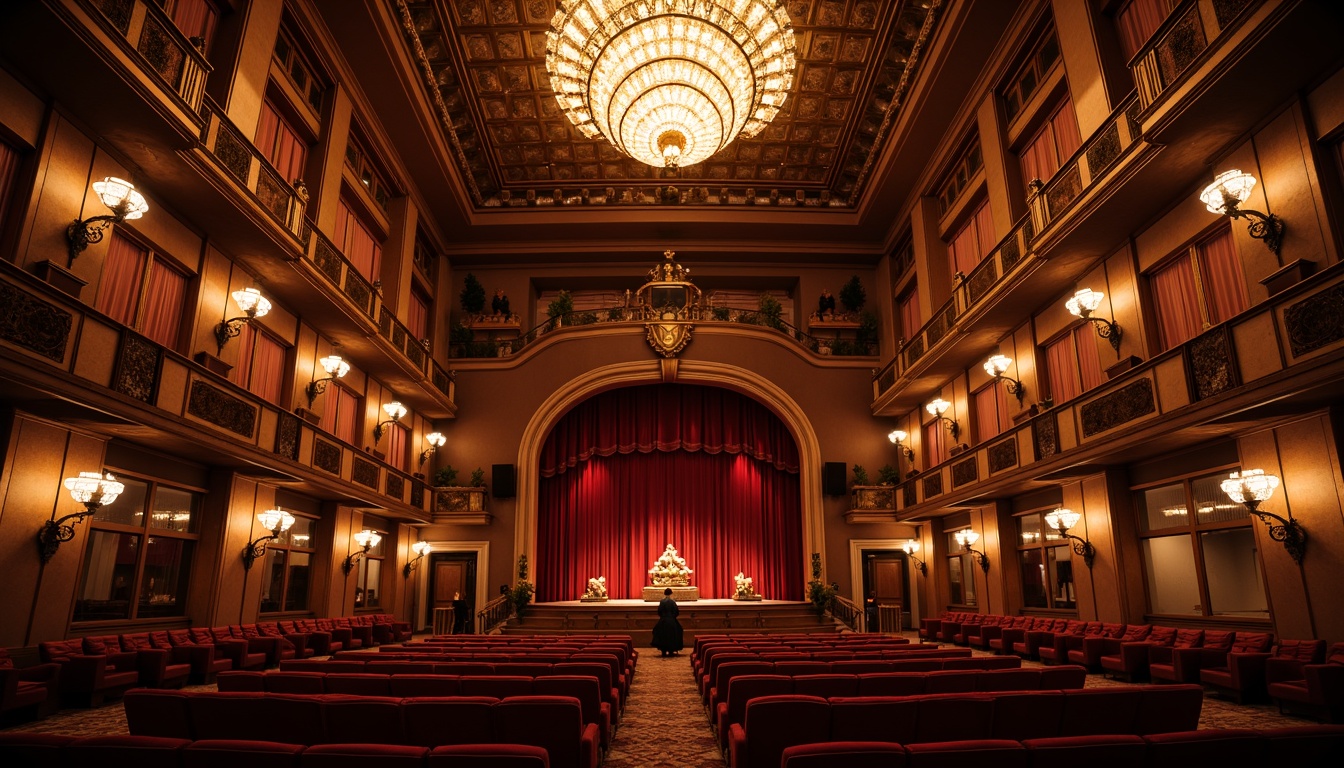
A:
[492,464,516,498]
[822,462,847,496]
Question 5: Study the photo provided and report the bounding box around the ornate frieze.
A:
[274,412,300,461]
[313,439,341,474]
[1284,283,1344,357]
[0,283,72,362]
[386,473,405,500]
[1080,378,1156,438]
[902,481,917,508]
[922,473,943,499]
[951,457,977,487]
[1085,123,1121,178]
[1034,412,1059,459]
[187,380,256,437]
[112,332,161,404]
[1188,327,1239,400]
[988,438,1017,474]
[352,457,379,488]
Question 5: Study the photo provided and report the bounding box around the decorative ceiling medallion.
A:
[639,250,699,357]
[546,0,797,169]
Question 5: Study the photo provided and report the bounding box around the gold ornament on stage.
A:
[580,575,609,602]
[638,250,699,358]
[648,543,694,586]
[733,571,763,601]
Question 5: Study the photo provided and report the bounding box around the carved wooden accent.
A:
[275,412,300,460]
[314,439,341,474]
[0,282,72,362]
[988,438,1017,474]
[1080,378,1155,438]
[112,332,161,404]
[951,457,977,487]
[187,380,257,437]
[1033,411,1059,459]
[386,473,405,499]
[902,480,916,508]
[1187,326,1239,401]
[353,457,379,488]
[1284,283,1344,357]
[921,473,942,499]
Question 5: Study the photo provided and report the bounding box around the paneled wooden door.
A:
[429,553,476,633]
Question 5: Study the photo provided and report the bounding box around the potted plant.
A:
[469,467,486,487]
[433,465,488,518]
[850,464,895,512]
[547,290,574,328]
[757,293,785,331]
[840,275,866,316]
[805,553,837,615]
[877,465,901,486]
[461,273,486,317]
[856,310,879,354]
[510,555,536,621]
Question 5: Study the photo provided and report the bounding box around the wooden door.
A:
[869,557,905,631]
[430,554,476,633]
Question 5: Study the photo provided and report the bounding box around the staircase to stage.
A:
[497,599,842,643]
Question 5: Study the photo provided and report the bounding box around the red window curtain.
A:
[230,322,256,391]
[141,259,187,348]
[386,424,407,473]
[898,287,920,341]
[408,290,430,341]
[1117,0,1172,60]
[973,384,1004,444]
[923,420,946,467]
[948,199,991,280]
[98,233,147,327]
[1150,254,1203,350]
[973,198,996,257]
[170,0,218,53]
[0,141,19,224]
[1046,334,1081,404]
[1019,98,1080,188]
[238,326,287,405]
[321,385,360,444]
[536,384,802,601]
[1197,228,1246,325]
[1074,325,1105,393]
[1051,99,1081,162]
[336,200,382,281]
[256,101,306,184]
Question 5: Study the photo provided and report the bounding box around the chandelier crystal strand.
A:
[547,0,796,168]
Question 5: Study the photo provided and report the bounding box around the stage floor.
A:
[537,598,801,608]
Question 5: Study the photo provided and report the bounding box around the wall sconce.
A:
[1220,469,1305,563]
[66,177,149,260]
[1065,288,1123,355]
[419,432,446,467]
[887,429,915,462]
[926,398,960,440]
[1200,170,1285,255]
[953,529,990,573]
[902,540,926,575]
[343,529,383,575]
[404,540,432,577]
[214,288,272,354]
[241,508,296,571]
[305,355,350,407]
[1043,508,1097,569]
[373,401,407,443]
[983,354,1026,405]
[39,472,125,563]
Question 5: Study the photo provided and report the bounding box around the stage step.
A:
[497,600,845,644]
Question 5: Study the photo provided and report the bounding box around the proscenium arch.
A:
[513,359,825,596]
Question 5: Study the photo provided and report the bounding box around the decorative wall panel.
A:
[1284,283,1344,357]
[314,439,341,474]
[1188,327,1239,400]
[275,412,300,460]
[0,283,72,362]
[951,457,977,487]
[922,473,942,499]
[988,438,1017,474]
[187,380,257,437]
[1080,378,1155,438]
[112,332,161,404]
[352,457,379,488]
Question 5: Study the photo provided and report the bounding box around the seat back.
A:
[402,697,499,748]
[63,735,190,768]
[792,674,859,699]
[1058,689,1142,736]
[780,740,907,768]
[124,689,193,739]
[388,674,460,697]
[912,694,995,743]
[426,743,551,768]
[740,695,832,768]
[268,672,327,694]
[319,696,405,745]
[493,696,587,768]
[989,691,1065,740]
[461,675,535,699]
[828,696,918,744]
[324,674,390,696]
[975,669,1040,692]
[181,738,306,768]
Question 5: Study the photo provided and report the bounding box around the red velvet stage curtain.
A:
[537,385,803,601]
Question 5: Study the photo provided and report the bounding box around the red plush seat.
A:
[904,739,1028,768]
[1260,724,1344,766]
[38,638,140,707]
[728,694,831,768]
[181,739,306,768]
[780,740,907,767]
[1037,665,1088,690]
[1099,625,1176,682]
[1142,728,1264,767]
[0,732,73,766]
[923,670,977,694]
[324,673,391,696]
[1267,642,1344,722]
[912,694,995,743]
[1021,734,1148,768]
[856,672,926,697]
[793,673,859,698]
[1058,688,1143,735]
[494,695,600,768]
[122,633,192,689]
[300,744,428,768]
[988,691,1065,741]
[1198,631,1275,702]
[124,688,194,739]
[63,735,191,768]
[204,627,269,670]
[321,696,405,745]
[0,647,60,721]
[427,743,551,767]
[828,696,919,744]
[462,674,535,699]
[974,668,1040,692]
[1150,629,1232,684]
[388,674,461,697]
[534,675,611,750]
[403,697,500,748]
[1134,684,1205,734]
[717,675,793,749]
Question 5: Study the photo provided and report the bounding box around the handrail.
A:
[829,594,861,631]
[476,594,512,634]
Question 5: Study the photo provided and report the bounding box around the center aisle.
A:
[602,653,727,768]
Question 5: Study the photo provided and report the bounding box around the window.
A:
[408,287,431,344]
[344,133,393,211]
[413,234,438,279]
[1149,227,1246,350]
[229,322,287,404]
[947,198,995,281]
[973,382,1012,444]
[72,474,200,623]
[1136,469,1269,619]
[936,138,983,215]
[1116,0,1175,60]
[923,418,948,467]
[1043,324,1104,404]
[1018,97,1081,188]
[256,97,308,184]
[385,424,408,473]
[273,25,325,113]
[1003,26,1061,121]
[97,232,190,349]
[335,197,382,282]
[1017,512,1077,609]
[354,530,386,609]
[945,529,978,606]
[320,383,360,444]
[897,285,920,343]
[0,140,20,229]
[260,514,315,613]
[165,0,220,55]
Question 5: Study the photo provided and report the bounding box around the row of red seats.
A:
[713,667,1090,751]
[0,733,550,768]
[692,635,914,667]
[121,691,598,768]
[697,644,950,682]
[692,632,906,653]
[726,686,1206,768]
[311,651,633,702]
[699,648,974,702]
[1268,642,1344,722]
[774,726,1344,768]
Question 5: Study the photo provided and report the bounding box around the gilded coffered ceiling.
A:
[394,0,940,210]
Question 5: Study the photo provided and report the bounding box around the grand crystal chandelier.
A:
[546,0,797,169]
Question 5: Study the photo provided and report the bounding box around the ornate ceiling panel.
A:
[395,0,940,209]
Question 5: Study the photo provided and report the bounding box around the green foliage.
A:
[433,466,459,486]
[807,578,838,614]
[469,467,486,487]
[574,311,599,326]
[711,306,730,321]
[757,293,785,330]
[851,464,870,486]
[461,273,486,315]
[877,465,901,486]
[606,306,625,321]
[856,310,879,351]
[464,341,497,358]
[547,290,574,319]
[840,275,866,313]
[450,322,473,346]
[831,340,854,356]
[511,554,535,617]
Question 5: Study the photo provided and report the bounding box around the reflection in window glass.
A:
[285,551,311,612]
[948,556,966,605]
[261,548,286,613]
[1141,483,1187,530]
[1048,547,1076,609]
[1143,536,1201,614]
[137,537,189,617]
[96,477,147,527]
[1018,515,1043,545]
[359,557,381,608]
[73,531,139,621]
[150,487,196,532]
[1192,474,1247,524]
[1202,528,1268,617]
[1020,548,1047,608]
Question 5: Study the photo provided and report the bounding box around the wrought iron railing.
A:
[378,306,428,372]
[198,97,308,241]
[477,594,512,634]
[829,594,861,631]
[304,226,377,321]
[1130,0,1258,111]
[85,0,211,117]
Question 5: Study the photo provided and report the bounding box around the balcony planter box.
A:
[433,486,490,525]
[844,485,898,524]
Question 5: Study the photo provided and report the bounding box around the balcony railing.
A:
[198,98,308,242]
[873,93,1144,401]
[84,0,210,118]
[379,306,428,372]
[1130,0,1259,111]
[304,226,377,321]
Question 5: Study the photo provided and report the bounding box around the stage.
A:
[501,599,842,642]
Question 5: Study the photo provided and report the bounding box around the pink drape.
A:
[1117,0,1172,60]
[408,291,429,341]
[386,424,407,472]
[321,385,360,444]
[1047,333,1081,404]
[231,322,255,390]
[1020,98,1080,188]
[973,382,1010,444]
[923,420,945,467]
[98,233,148,327]
[536,385,802,601]
[250,330,286,404]
[0,141,19,225]
[539,385,799,477]
[1075,325,1104,393]
[1151,254,1203,350]
[256,101,306,184]
[949,199,993,280]
[141,260,187,348]
[1198,228,1246,324]
[336,200,382,282]
[898,287,920,342]
[170,0,218,53]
